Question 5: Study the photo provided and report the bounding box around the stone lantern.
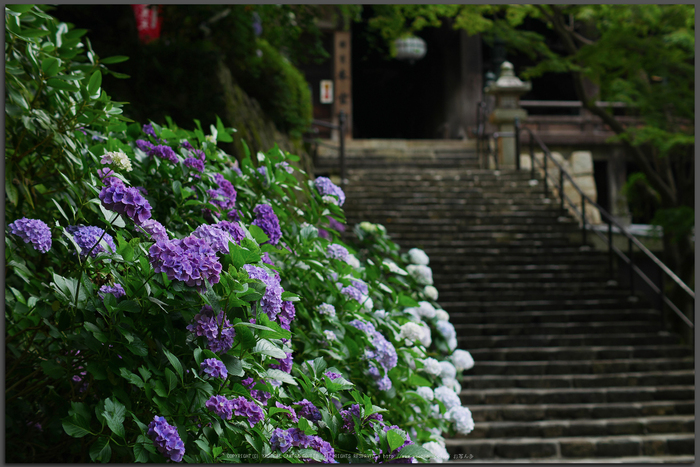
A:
[485,61,531,169]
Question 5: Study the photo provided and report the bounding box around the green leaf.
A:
[133,442,149,463]
[100,55,129,64]
[408,373,432,387]
[102,397,126,439]
[398,294,419,307]
[41,56,60,77]
[165,368,178,393]
[395,443,436,459]
[387,429,406,452]
[162,348,184,379]
[62,418,92,438]
[248,225,269,245]
[297,449,324,462]
[265,368,298,386]
[89,437,112,463]
[253,339,287,359]
[7,4,34,13]
[87,70,102,96]
[219,354,244,377]
[235,324,257,351]
[41,359,66,378]
[280,291,300,302]
[216,116,233,142]
[47,78,79,92]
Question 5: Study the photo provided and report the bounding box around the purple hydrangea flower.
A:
[274,402,298,423]
[271,428,294,453]
[328,216,346,233]
[227,209,241,222]
[149,236,222,289]
[206,395,234,420]
[294,399,322,422]
[314,177,345,206]
[270,428,335,463]
[351,279,369,295]
[243,265,283,321]
[241,377,272,406]
[193,149,206,161]
[252,204,281,245]
[276,161,293,174]
[66,225,117,257]
[278,301,296,331]
[214,221,245,245]
[8,218,52,253]
[201,358,228,379]
[350,319,398,391]
[136,186,148,196]
[142,123,157,137]
[192,223,236,254]
[257,166,267,177]
[186,305,235,353]
[324,371,342,380]
[147,416,185,463]
[230,396,265,427]
[326,244,349,261]
[340,285,363,302]
[340,404,384,432]
[148,145,179,164]
[184,157,204,173]
[135,139,155,153]
[318,228,330,239]
[233,167,243,176]
[261,252,274,265]
[98,284,125,301]
[269,351,293,373]
[138,219,168,242]
[99,178,153,225]
[97,167,115,182]
[207,173,237,211]
[181,140,194,150]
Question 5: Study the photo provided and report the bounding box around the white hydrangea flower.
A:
[421,357,442,376]
[323,330,337,341]
[345,254,360,269]
[447,337,458,351]
[447,406,475,435]
[373,309,387,320]
[383,259,408,275]
[206,134,216,143]
[423,285,439,301]
[322,195,339,206]
[439,361,457,380]
[317,303,336,318]
[408,248,430,265]
[399,322,424,343]
[422,442,450,463]
[403,307,420,321]
[416,386,434,402]
[434,386,461,410]
[442,377,462,394]
[102,151,133,172]
[436,321,456,340]
[435,308,450,321]
[407,264,433,285]
[359,221,377,233]
[418,322,432,348]
[451,349,475,372]
[360,295,373,312]
[416,301,437,319]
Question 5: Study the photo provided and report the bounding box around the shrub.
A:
[5,5,475,463]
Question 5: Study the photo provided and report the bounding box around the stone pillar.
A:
[608,147,631,226]
[333,31,352,141]
[485,62,531,169]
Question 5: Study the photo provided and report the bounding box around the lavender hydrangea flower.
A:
[278,301,296,331]
[147,416,185,462]
[135,139,155,152]
[227,209,241,222]
[327,216,346,233]
[276,161,293,173]
[252,204,281,245]
[98,284,125,301]
[149,145,179,164]
[149,237,222,289]
[99,178,153,225]
[317,303,336,318]
[181,140,194,150]
[340,404,384,431]
[324,371,342,380]
[206,395,234,420]
[314,177,345,206]
[138,219,168,242]
[271,428,294,453]
[242,377,272,406]
[8,218,52,253]
[271,428,335,463]
[200,358,228,379]
[193,149,206,161]
[142,123,157,137]
[294,399,322,422]
[340,285,363,302]
[275,402,298,423]
[66,225,117,257]
[318,228,330,239]
[207,173,237,211]
[192,223,235,254]
[351,279,369,295]
[243,265,283,321]
[350,319,398,390]
[214,220,245,245]
[326,244,349,261]
[184,157,204,173]
[186,306,235,353]
[269,351,293,373]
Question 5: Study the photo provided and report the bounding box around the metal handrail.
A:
[308,111,346,186]
[514,117,694,329]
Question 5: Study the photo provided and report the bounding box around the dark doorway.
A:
[351,8,460,139]
[593,160,609,213]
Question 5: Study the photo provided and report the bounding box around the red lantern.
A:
[131,5,162,44]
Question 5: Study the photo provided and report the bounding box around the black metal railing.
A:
[514,117,694,330]
[305,110,347,186]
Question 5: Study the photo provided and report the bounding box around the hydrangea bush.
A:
[5,5,476,463]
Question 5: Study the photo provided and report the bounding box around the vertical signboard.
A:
[320,80,334,104]
[131,5,163,44]
[333,31,352,138]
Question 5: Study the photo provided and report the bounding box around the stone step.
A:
[442,298,647,313]
[459,385,695,406]
[460,333,680,349]
[433,272,618,284]
[455,321,661,337]
[468,358,695,376]
[463,415,695,440]
[448,309,663,326]
[469,400,695,423]
[461,370,695,390]
[445,291,641,306]
[345,216,574,228]
[468,345,692,362]
[346,167,528,177]
[442,281,618,293]
[444,433,695,459]
[446,455,696,463]
[380,224,582,235]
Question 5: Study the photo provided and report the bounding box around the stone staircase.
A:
[329,143,694,463]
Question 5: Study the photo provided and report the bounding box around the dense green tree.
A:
[364,4,695,297]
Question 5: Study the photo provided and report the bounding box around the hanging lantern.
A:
[394,36,427,64]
